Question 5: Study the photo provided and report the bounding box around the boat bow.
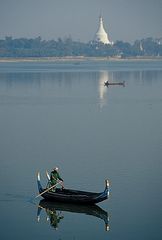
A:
[37,172,43,193]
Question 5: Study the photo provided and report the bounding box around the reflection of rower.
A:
[37,199,110,231]
[104,80,125,87]
[37,202,64,230]
[46,208,64,230]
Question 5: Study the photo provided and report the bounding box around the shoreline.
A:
[0,56,162,63]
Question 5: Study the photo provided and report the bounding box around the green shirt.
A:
[50,170,63,185]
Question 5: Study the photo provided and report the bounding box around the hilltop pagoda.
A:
[94,16,112,45]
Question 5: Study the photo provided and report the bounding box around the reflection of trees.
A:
[111,70,162,85]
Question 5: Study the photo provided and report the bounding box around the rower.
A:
[104,80,109,86]
[50,167,64,191]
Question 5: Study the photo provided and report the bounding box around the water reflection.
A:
[38,203,64,230]
[37,199,109,231]
[98,71,125,108]
[98,71,108,108]
[0,69,162,107]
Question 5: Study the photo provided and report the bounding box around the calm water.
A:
[0,60,162,239]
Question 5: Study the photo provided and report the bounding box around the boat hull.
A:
[40,188,108,204]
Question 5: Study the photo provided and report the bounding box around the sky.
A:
[0,0,162,43]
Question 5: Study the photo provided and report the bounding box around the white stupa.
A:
[94,16,112,45]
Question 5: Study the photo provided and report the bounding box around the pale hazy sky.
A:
[0,0,162,43]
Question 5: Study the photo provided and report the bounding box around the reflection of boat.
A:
[104,80,125,87]
[37,173,110,204]
[37,199,109,231]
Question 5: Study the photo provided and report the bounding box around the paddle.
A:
[35,180,63,199]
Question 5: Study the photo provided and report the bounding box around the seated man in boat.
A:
[50,167,64,191]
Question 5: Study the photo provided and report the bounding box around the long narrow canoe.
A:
[104,80,125,87]
[37,172,110,204]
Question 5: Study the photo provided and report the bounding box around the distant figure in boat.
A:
[50,167,64,191]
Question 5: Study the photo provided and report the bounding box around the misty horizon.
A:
[0,0,162,43]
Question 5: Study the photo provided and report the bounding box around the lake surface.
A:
[0,60,162,240]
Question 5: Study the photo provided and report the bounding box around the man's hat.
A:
[54,167,59,171]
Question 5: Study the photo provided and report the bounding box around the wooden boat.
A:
[37,199,109,231]
[37,172,110,204]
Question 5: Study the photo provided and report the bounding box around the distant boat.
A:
[104,80,125,87]
[37,172,110,204]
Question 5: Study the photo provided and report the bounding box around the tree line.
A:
[0,36,162,57]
